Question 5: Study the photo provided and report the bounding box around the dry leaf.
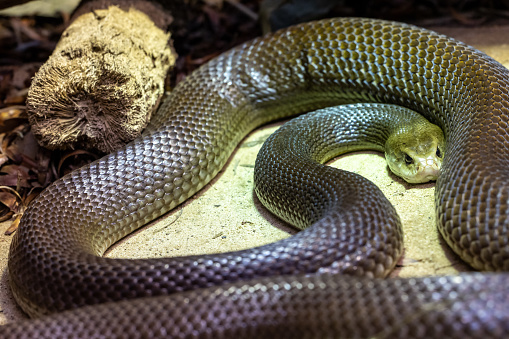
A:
[4,213,21,235]
[0,191,18,211]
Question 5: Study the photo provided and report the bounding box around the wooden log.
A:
[26,0,176,153]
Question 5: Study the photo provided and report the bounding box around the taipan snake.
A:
[0,17,508,338]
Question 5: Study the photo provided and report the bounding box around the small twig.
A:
[225,0,258,21]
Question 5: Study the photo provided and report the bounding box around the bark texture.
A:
[27,1,176,153]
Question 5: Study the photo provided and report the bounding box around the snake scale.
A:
[1,17,509,338]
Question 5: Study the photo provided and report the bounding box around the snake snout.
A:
[412,155,441,183]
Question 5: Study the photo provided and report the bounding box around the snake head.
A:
[384,120,445,184]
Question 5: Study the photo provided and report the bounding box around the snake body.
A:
[2,17,509,338]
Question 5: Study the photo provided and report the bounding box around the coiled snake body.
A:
[1,17,509,338]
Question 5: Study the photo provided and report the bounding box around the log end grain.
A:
[27,5,176,153]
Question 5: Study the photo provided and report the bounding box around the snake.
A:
[1,17,508,338]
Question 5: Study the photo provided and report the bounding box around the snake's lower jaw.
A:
[406,157,441,183]
[407,168,439,183]
[387,155,441,183]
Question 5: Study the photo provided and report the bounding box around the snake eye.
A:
[436,147,442,158]
[404,153,413,165]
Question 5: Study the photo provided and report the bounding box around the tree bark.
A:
[26,0,176,153]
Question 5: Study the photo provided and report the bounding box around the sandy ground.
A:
[0,24,507,324]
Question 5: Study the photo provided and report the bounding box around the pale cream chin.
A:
[387,155,441,184]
